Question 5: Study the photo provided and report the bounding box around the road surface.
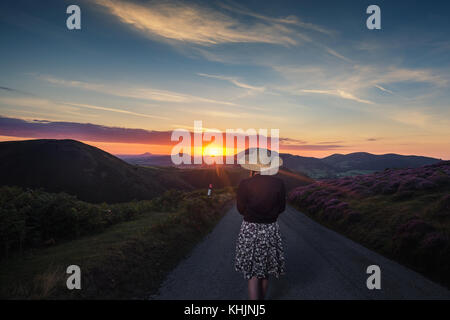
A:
[153,205,450,299]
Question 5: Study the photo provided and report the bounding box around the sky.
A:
[0,0,449,159]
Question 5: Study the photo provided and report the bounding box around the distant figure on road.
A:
[235,148,286,300]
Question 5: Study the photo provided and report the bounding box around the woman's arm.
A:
[236,180,247,215]
[278,181,286,213]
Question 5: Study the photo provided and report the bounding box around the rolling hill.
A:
[322,152,440,176]
[280,153,337,179]
[0,139,192,203]
[0,140,312,203]
[116,152,173,167]
[118,151,441,179]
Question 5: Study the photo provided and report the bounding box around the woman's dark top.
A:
[236,174,286,223]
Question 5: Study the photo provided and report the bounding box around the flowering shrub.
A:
[420,232,448,251]
[396,219,435,235]
[288,160,450,287]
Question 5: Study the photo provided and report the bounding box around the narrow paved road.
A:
[153,205,450,300]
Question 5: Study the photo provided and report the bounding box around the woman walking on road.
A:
[234,148,286,300]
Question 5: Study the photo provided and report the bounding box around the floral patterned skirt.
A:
[234,220,286,279]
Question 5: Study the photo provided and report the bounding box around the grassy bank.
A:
[288,161,450,288]
[0,188,234,299]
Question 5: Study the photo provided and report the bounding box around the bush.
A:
[0,186,233,260]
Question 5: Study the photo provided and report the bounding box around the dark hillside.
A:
[0,139,182,203]
[0,140,311,203]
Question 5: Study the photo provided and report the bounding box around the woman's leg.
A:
[248,277,260,300]
[260,277,269,299]
[248,277,269,300]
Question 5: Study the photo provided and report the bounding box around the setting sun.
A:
[204,146,222,157]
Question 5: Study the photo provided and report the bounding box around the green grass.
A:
[0,190,234,299]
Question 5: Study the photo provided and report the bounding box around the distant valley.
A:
[118,151,441,179]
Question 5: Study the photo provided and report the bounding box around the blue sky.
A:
[0,0,449,158]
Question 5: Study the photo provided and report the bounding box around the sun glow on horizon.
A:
[203,146,222,157]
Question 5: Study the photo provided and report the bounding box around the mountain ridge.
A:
[0,139,312,203]
[116,151,441,179]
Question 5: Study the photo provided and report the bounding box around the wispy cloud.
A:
[217,2,334,36]
[346,65,449,89]
[63,102,169,120]
[371,66,448,87]
[0,96,72,111]
[374,84,393,94]
[0,116,173,145]
[279,137,308,145]
[389,110,432,128]
[300,89,374,104]
[0,86,35,96]
[324,47,352,63]
[0,86,19,92]
[277,137,347,151]
[317,140,345,144]
[273,63,448,108]
[0,116,308,151]
[186,108,285,122]
[197,73,265,92]
[280,143,347,151]
[0,95,167,121]
[41,75,236,106]
[276,64,449,90]
[93,0,353,68]
[94,0,301,46]
[43,77,105,91]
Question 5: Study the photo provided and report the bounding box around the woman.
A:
[234,148,286,300]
